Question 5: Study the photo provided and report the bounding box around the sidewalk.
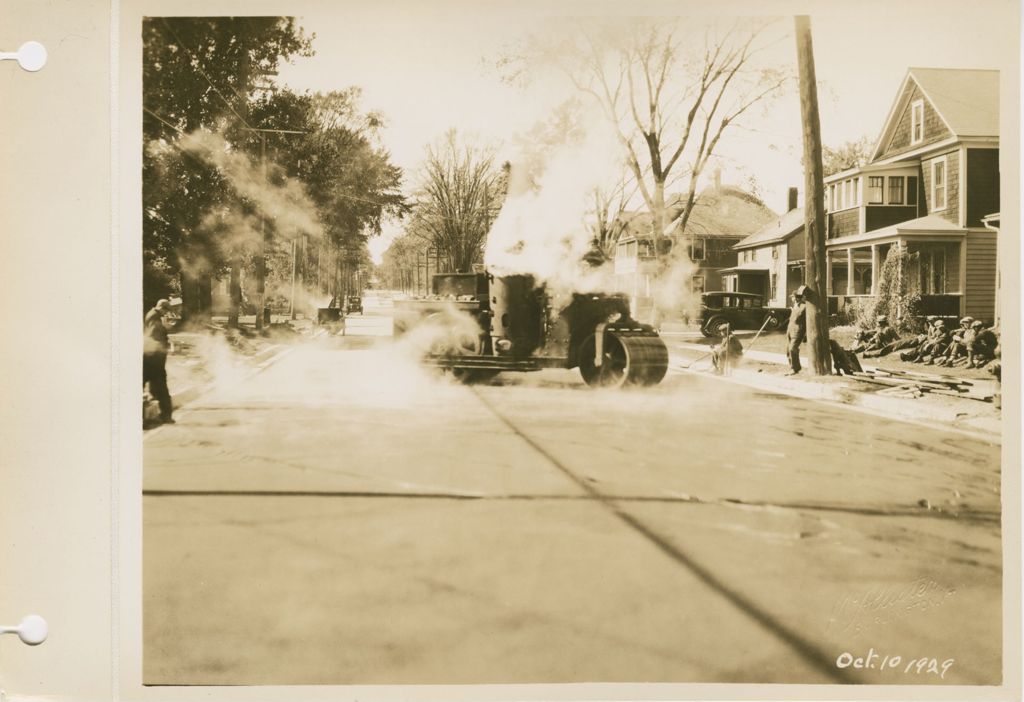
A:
[144,319,323,425]
[668,341,1001,440]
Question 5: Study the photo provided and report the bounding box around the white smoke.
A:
[483,115,624,300]
[165,129,325,243]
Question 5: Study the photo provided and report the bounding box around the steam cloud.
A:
[483,115,699,321]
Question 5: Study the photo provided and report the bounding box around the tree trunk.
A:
[795,15,832,375]
[650,180,667,328]
[179,267,212,327]
[228,256,241,328]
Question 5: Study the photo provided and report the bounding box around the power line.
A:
[143,105,185,135]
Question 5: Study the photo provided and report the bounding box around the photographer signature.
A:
[826,577,957,637]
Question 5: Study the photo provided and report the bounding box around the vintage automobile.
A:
[698,291,791,337]
[345,296,363,315]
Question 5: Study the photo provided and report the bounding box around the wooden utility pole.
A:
[255,132,268,332]
[794,15,832,375]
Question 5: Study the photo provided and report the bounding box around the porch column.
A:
[871,244,880,295]
[846,248,855,296]
[825,253,833,297]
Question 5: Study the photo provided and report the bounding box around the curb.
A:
[147,342,298,424]
[668,353,1001,442]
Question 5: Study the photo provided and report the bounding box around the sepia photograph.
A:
[132,0,1014,691]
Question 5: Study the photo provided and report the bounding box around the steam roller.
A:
[393,270,670,388]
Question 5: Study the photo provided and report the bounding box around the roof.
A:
[718,265,771,275]
[619,186,776,241]
[871,68,999,161]
[910,68,999,137]
[734,208,804,250]
[827,214,965,247]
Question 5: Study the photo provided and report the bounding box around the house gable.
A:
[878,81,951,161]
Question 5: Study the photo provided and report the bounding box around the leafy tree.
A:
[822,135,873,176]
[143,16,312,318]
[245,89,408,298]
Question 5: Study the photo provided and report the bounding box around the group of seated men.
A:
[849,314,998,368]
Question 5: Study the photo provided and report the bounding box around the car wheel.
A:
[702,316,727,337]
[764,314,781,332]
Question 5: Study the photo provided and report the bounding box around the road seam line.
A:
[469,386,855,684]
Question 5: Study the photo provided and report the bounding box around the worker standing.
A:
[144,299,174,425]
[785,286,808,375]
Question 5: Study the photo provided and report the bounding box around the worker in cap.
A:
[917,318,952,364]
[938,317,973,367]
[144,298,175,424]
[785,287,808,374]
[853,313,898,355]
[712,321,743,375]
[900,315,938,361]
[967,320,998,368]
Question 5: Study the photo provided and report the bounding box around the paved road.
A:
[143,314,1002,685]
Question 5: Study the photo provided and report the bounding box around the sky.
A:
[272,0,1016,263]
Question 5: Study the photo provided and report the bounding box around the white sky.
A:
[273,0,1016,263]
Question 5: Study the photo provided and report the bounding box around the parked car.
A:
[345,296,363,315]
[699,291,790,337]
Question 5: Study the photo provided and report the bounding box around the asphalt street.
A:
[143,312,1002,685]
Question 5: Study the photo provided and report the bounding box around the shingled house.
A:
[723,188,805,307]
[612,184,774,319]
[822,67,999,321]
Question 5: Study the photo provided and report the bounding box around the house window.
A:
[691,275,705,294]
[907,176,918,206]
[829,184,837,211]
[911,99,924,144]
[913,242,960,294]
[887,176,904,204]
[770,273,778,300]
[689,238,706,261]
[854,177,860,206]
[867,176,884,204]
[931,157,947,211]
[771,246,779,259]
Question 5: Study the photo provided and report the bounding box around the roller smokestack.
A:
[787,187,799,212]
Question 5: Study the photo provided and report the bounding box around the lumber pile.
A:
[850,368,992,402]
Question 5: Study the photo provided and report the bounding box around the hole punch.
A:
[0,41,47,72]
[0,615,48,645]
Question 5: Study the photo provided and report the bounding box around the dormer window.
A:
[931,157,947,211]
[911,99,924,144]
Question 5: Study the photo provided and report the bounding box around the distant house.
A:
[822,67,999,321]
[724,188,804,308]
[613,183,775,319]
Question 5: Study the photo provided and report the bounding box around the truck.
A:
[393,271,669,387]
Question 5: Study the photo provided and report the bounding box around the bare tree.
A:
[411,130,505,273]
[586,172,639,258]
[553,19,790,260]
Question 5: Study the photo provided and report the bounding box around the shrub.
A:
[873,246,922,334]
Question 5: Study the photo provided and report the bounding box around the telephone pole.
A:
[241,127,306,334]
[795,15,832,375]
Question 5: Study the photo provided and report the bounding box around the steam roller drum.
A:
[578,331,669,387]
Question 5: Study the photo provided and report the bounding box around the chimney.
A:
[787,187,798,212]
